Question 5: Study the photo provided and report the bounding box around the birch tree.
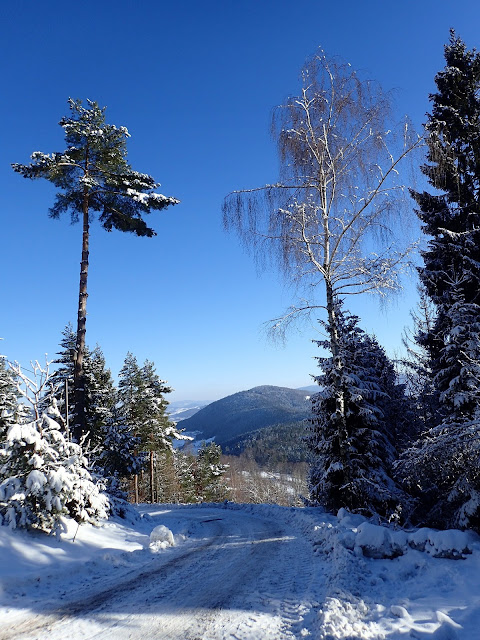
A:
[223,50,422,494]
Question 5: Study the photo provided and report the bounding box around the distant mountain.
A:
[178,385,311,446]
[168,401,209,422]
[298,385,320,395]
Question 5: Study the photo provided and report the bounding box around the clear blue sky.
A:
[1,1,479,402]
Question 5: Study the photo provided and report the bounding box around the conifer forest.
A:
[3,22,480,640]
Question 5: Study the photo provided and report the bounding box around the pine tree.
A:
[194,442,229,503]
[13,99,179,440]
[307,301,407,519]
[118,353,187,502]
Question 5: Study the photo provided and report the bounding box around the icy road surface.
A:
[0,506,323,640]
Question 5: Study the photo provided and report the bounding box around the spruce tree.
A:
[308,301,407,519]
[0,363,108,533]
[0,405,109,533]
[411,31,480,388]
[400,32,480,530]
[13,99,179,440]
[0,356,19,440]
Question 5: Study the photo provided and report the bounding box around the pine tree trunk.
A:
[133,474,139,504]
[73,182,90,442]
[325,279,351,485]
[150,450,155,503]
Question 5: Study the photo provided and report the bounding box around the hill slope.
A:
[179,385,311,446]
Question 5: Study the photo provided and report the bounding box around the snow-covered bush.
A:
[0,411,109,534]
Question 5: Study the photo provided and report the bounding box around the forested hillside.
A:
[179,385,310,445]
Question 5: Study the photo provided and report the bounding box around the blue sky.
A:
[1,0,479,402]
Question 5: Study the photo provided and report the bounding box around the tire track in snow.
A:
[0,507,323,640]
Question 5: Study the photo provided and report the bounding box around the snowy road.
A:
[0,506,323,640]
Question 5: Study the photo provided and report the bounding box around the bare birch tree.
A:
[223,50,423,482]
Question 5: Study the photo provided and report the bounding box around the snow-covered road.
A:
[0,506,323,640]
[2,503,480,639]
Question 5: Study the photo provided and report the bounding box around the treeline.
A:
[306,33,480,532]
[0,327,228,533]
[224,32,480,532]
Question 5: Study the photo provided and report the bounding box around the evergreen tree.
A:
[400,285,440,434]
[137,360,188,502]
[194,442,229,503]
[307,301,407,519]
[397,294,480,530]
[13,99,179,440]
[118,353,186,502]
[44,324,78,429]
[399,32,480,531]
[411,31,480,388]
[0,363,108,533]
[0,405,109,533]
[0,356,19,440]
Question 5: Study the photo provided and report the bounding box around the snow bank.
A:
[149,524,175,550]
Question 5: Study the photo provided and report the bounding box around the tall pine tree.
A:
[13,99,179,440]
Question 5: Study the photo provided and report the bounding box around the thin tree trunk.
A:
[73,182,89,442]
[150,450,155,503]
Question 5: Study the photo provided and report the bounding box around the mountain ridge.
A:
[178,384,311,446]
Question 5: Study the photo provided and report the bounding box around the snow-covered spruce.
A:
[0,356,20,441]
[402,33,480,530]
[0,406,108,534]
[308,301,409,520]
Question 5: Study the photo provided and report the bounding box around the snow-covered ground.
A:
[1,503,479,639]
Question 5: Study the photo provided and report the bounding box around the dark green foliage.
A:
[308,301,408,519]
[400,32,480,531]
[0,357,19,440]
[222,420,311,466]
[411,31,480,385]
[12,99,179,439]
[193,442,229,502]
[118,353,182,455]
[12,99,179,236]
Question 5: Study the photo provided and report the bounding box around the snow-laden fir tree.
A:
[400,285,440,434]
[13,99,179,441]
[0,356,19,441]
[400,32,480,531]
[85,346,142,488]
[308,301,408,519]
[0,362,108,534]
[397,293,480,530]
[194,442,229,503]
[410,31,480,393]
[42,324,79,429]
